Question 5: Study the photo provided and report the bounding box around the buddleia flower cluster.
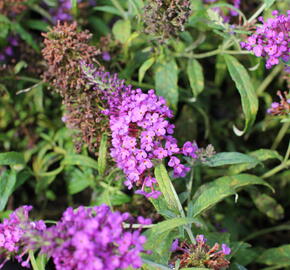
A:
[241,11,290,70]
[81,63,199,198]
[267,91,290,116]
[39,205,149,270]
[42,22,105,152]
[143,0,191,40]
[0,205,149,270]
[170,235,231,269]
[0,206,46,268]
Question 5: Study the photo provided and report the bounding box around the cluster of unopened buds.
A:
[241,10,290,70]
[170,235,231,269]
[81,63,199,199]
[267,91,290,116]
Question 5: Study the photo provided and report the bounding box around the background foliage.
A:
[0,0,289,269]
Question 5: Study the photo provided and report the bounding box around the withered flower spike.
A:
[143,0,192,40]
[42,21,106,154]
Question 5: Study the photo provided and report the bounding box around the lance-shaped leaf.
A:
[154,163,183,214]
[224,55,258,136]
[187,59,204,97]
[0,170,17,211]
[191,174,273,217]
[204,152,259,167]
[97,133,108,176]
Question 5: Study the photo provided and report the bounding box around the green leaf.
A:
[25,19,49,32]
[155,59,179,109]
[12,23,40,52]
[142,258,172,270]
[212,174,273,192]
[264,0,276,9]
[214,54,227,87]
[154,163,182,214]
[14,61,27,74]
[112,19,131,43]
[204,152,259,167]
[224,55,258,136]
[143,230,175,266]
[150,217,202,235]
[93,6,122,16]
[139,57,155,83]
[191,184,236,217]
[0,14,10,39]
[187,59,204,97]
[0,152,25,166]
[67,169,91,195]
[250,191,284,220]
[192,174,273,217]
[257,245,290,267]
[0,170,17,211]
[62,154,99,170]
[230,149,283,174]
[97,133,107,176]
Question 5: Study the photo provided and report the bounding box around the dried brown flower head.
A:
[42,22,107,153]
[42,21,99,97]
[143,0,191,40]
[0,0,27,17]
[171,239,230,270]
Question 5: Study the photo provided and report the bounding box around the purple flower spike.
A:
[81,63,199,199]
[40,205,149,270]
[241,11,290,69]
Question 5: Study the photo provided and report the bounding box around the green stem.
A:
[262,160,290,179]
[243,224,290,242]
[29,251,40,270]
[248,3,266,23]
[257,65,283,96]
[187,168,194,207]
[284,140,290,163]
[176,49,251,59]
[0,76,40,83]
[271,122,290,150]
